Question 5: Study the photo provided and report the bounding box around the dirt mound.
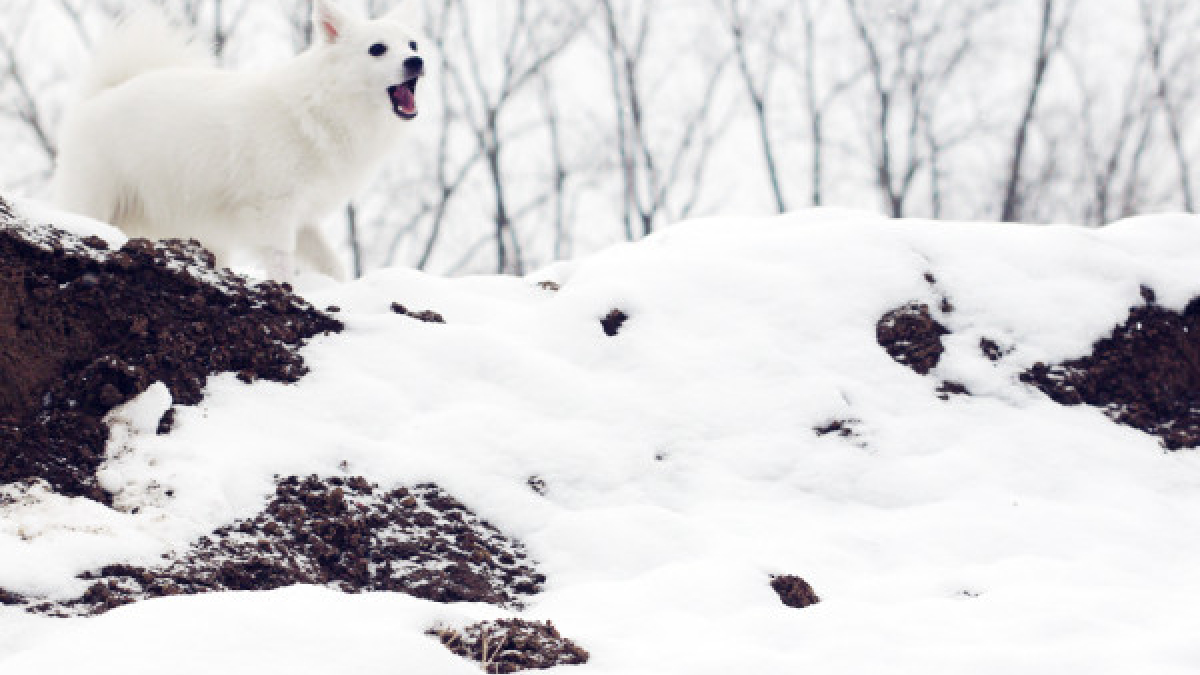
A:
[0,201,342,502]
[429,619,589,673]
[770,574,820,609]
[10,475,544,617]
[1022,291,1200,449]
[877,302,949,375]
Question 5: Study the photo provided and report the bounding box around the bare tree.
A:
[381,0,485,272]
[0,4,61,184]
[599,0,732,239]
[843,0,999,218]
[55,0,123,48]
[794,0,859,207]
[1063,41,1156,225]
[713,0,789,213]
[1000,0,1076,222]
[536,70,572,260]
[442,0,589,274]
[1138,0,1198,213]
[154,0,252,62]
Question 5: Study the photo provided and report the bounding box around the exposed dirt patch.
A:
[877,303,949,375]
[980,337,1011,362]
[1022,293,1200,449]
[391,302,446,324]
[601,309,628,337]
[923,271,956,314]
[526,475,548,496]
[770,574,820,609]
[430,619,589,673]
[814,418,862,439]
[0,206,342,503]
[0,588,24,606]
[936,381,971,400]
[11,475,544,617]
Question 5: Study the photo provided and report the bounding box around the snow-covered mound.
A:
[4,204,1200,674]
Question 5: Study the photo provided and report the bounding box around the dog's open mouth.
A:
[388,77,419,120]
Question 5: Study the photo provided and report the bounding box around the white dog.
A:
[53,0,425,282]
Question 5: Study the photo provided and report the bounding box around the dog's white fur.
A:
[53,1,423,282]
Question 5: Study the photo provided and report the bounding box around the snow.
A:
[7,197,128,251]
[4,206,1200,673]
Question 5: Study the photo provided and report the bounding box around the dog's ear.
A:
[314,0,350,44]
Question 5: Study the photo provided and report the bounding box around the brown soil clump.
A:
[1022,293,1200,449]
[980,337,1009,362]
[14,475,544,617]
[770,574,820,609]
[0,201,342,502]
[601,309,628,337]
[877,303,949,375]
[430,619,589,673]
[391,302,446,324]
[936,381,971,400]
[814,418,862,439]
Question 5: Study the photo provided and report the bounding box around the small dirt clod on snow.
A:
[429,618,589,673]
[770,574,820,609]
[601,309,628,337]
[390,302,446,324]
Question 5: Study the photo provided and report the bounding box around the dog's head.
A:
[313,0,426,120]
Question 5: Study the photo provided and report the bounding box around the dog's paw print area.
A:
[769,574,820,609]
[1021,289,1200,450]
[428,619,590,673]
[9,475,546,617]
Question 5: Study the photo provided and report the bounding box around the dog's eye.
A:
[369,43,388,57]
[409,41,418,51]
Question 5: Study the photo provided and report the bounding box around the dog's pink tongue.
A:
[394,86,416,115]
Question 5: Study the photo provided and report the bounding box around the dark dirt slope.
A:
[0,197,343,502]
[25,475,546,618]
[1022,288,1200,450]
[874,273,1200,450]
[0,203,576,670]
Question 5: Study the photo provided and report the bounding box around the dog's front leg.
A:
[264,247,296,284]
[296,223,349,281]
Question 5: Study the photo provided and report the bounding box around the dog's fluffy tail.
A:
[77,9,211,101]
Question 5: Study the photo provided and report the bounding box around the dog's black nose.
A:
[404,56,424,73]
